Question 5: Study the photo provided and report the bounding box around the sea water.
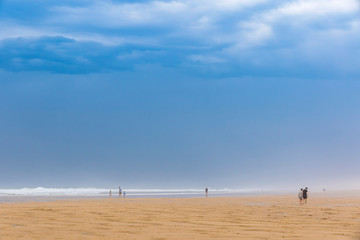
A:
[0,187,264,202]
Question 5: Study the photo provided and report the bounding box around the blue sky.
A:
[0,0,360,190]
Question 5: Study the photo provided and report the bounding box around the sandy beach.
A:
[0,194,359,240]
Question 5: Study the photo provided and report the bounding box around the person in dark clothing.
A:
[302,187,308,204]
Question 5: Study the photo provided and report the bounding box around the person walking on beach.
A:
[119,186,122,197]
[109,190,112,198]
[205,187,208,197]
[123,191,126,198]
[298,188,303,205]
[302,187,308,204]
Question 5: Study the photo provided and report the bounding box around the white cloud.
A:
[264,0,359,21]
[1,0,270,48]
[52,1,188,27]
[222,0,360,52]
[51,0,268,28]
[189,0,267,12]
[239,22,273,46]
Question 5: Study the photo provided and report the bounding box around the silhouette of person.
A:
[303,187,308,204]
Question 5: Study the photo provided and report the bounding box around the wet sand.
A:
[1,194,359,239]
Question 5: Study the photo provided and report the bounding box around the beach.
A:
[0,193,359,239]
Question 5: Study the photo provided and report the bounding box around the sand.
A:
[1,194,360,239]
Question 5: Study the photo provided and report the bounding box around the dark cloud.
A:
[0,36,175,73]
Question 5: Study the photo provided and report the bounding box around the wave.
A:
[0,187,263,196]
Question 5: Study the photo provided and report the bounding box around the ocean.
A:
[0,187,265,202]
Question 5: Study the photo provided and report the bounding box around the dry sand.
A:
[1,194,360,239]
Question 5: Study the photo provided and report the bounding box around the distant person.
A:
[302,187,308,204]
[109,190,112,198]
[298,188,303,205]
[119,186,122,196]
[205,187,208,197]
[123,191,126,198]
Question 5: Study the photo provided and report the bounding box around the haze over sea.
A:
[1,0,360,192]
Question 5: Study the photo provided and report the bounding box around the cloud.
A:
[0,36,182,73]
[51,1,187,28]
[0,20,161,47]
[51,0,267,28]
[235,21,273,49]
[189,55,226,64]
[216,0,360,76]
[0,36,128,73]
[0,0,359,77]
[266,0,359,19]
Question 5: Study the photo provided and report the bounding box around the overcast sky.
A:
[0,0,360,190]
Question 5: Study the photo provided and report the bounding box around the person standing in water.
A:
[298,188,303,205]
[205,187,208,197]
[302,187,308,204]
[109,190,112,198]
[119,186,122,197]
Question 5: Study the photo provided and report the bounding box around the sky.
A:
[0,0,360,190]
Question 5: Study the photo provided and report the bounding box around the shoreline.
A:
[2,190,360,203]
[0,192,270,204]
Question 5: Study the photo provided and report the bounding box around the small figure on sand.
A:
[302,187,308,204]
[123,191,126,198]
[109,190,112,198]
[119,186,122,197]
[205,187,208,197]
[298,188,303,205]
